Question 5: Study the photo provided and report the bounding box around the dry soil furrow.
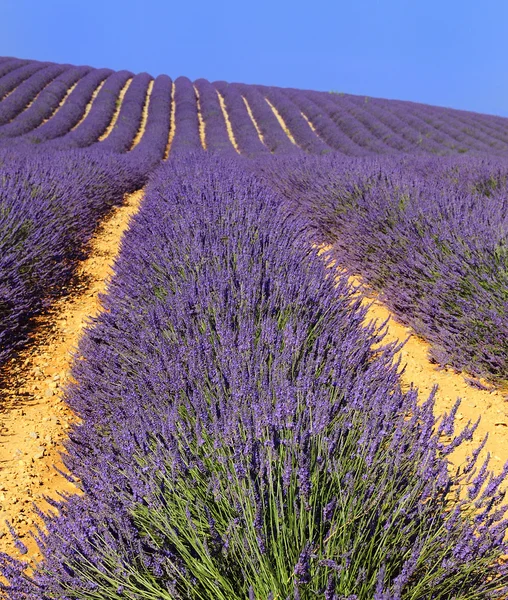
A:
[0,189,145,565]
[98,77,133,141]
[164,82,177,159]
[194,85,207,150]
[242,95,267,148]
[130,79,154,150]
[216,90,241,154]
[264,97,298,146]
[320,248,508,476]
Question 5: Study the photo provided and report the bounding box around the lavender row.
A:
[259,85,331,154]
[0,65,91,139]
[214,81,269,157]
[2,154,507,598]
[96,72,152,153]
[0,64,67,125]
[335,93,451,154]
[0,147,146,368]
[261,153,508,382]
[0,61,48,100]
[234,83,302,155]
[44,70,133,150]
[128,74,173,168]
[286,88,367,155]
[194,78,237,155]
[11,68,112,145]
[169,76,202,153]
[0,59,29,78]
[338,94,416,152]
[409,100,508,152]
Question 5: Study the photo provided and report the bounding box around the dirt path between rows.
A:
[0,189,144,566]
[340,267,508,474]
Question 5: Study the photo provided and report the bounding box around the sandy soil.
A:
[264,97,298,146]
[242,96,266,147]
[194,86,207,150]
[217,90,241,153]
[98,77,133,141]
[130,79,154,150]
[0,189,144,566]
[69,79,106,132]
[318,247,508,475]
[164,82,177,159]
[360,279,508,472]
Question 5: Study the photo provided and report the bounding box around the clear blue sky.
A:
[4,0,508,117]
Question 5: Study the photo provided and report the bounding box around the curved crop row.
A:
[0,61,48,100]
[2,155,507,599]
[214,81,269,157]
[44,70,133,150]
[0,63,67,125]
[14,68,112,145]
[95,72,152,153]
[0,65,91,139]
[128,74,173,169]
[169,76,202,153]
[234,83,301,155]
[194,78,237,155]
[259,85,331,154]
[287,89,366,156]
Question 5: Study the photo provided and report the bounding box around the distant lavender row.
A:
[2,155,507,598]
[259,153,508,382]
[0,63,67,126]
[169,76,202,153]
[0,61,48,100]
[12,68,112,145]
[234,83,301,155]
[96,72,152,153]
[214,81,269,157]
[0,65,91,139]
[2,57,508,157]
[44,70,133,150]
[194,78,236,155]
[0,147,146,368]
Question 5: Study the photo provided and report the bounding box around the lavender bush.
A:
[2,155,506,599]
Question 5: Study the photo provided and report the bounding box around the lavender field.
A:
[1,56,508,599]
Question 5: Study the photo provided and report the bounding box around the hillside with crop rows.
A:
[1,56,508,599]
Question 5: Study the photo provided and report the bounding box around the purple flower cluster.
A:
[2,155,506,599]
[1,57,508,598]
